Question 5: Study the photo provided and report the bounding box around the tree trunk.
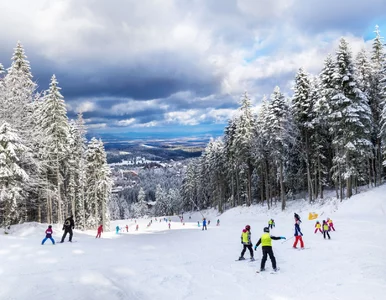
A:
[280,161,286,210]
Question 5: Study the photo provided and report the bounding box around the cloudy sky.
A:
[0,0,385,137]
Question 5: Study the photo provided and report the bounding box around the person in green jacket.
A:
[254,227,285,272]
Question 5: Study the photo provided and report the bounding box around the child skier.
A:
[96,224,103,238]
[136,224,139,231]
[126,225,129,232]
[293,220,304,249]
[42,225,55,245]
[202,218,207,230]
[168,223,171,229]
[327,218,335,231]
[217,219,220,226]
[254,227,285,272]
[314,221,322,234]
[238,225,254,261]
[268,219,275,229]
[116,225,120,234]
[323,220,331,239]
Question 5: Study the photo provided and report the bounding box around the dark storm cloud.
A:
[0,0,384,133]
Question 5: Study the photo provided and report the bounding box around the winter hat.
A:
[263,227,269,233]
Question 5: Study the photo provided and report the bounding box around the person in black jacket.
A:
[60,215,75,243]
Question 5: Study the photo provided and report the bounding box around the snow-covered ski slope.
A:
[1,185,386,300]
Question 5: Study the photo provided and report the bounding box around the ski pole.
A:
[281,236,294,244]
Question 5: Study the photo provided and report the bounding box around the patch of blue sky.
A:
[363,19,386,41]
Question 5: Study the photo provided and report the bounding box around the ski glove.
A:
[254,246,257,251]
[280,236,286,240]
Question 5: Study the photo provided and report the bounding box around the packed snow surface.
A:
[1,186,386,300]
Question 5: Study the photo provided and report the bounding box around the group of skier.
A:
[237,212,337,272]
[41,215,75,245]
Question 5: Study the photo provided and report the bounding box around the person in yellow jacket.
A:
[314,221,322,234]
[254,227,286,272]
[268,219,275,229]
[238,225,254,261]
[322,220,331,239]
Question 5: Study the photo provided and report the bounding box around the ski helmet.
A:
[48,225,52,228]
[263,227,269,233]
[245,225,251,231]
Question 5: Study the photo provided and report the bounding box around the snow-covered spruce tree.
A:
[265,87,297,210]
[181,160,200,211]
[0,123,29,229]
[330,38,372,199]
[2,42,36,136]
[291,68,315,202]
[84,138,112,229]
[155,184,168,216]
[37,75,70,224]
[231,92,256,206]
[223,118,238,206]
[369,26,385,184]
[136,187,148,217]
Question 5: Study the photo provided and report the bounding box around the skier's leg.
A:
[247,245,254,258]
[61,230,68,242]
[240,245,247,258]
[49,237,55,244]
[69,228,73,242]
[260,248,268,270]
[300,236,304,248]
[42,238,47,245]
[293,236,299,248]
[314,228,317,233]
[323,231,326,239]
[327,231,330,239]
[268,248,277,269]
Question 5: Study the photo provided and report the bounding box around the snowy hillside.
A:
[1,186,386,300]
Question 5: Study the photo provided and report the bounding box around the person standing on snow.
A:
[268,219,275,230]
[217,219,220,226]
[60,215,75,243]
[327,218,335,231]
[314,221,322,234]
[238,225,254,261]
[126,225,129,232]
[202,218,207,230]
[323,220,331,239]
[42,225,55,245]
[254,227,285,272]
[116,225,120,234]
[293,220,304,249]
[96,224,103,238]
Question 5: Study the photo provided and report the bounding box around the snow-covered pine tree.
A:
[84,138,112,229]
[38,75,70,223]
[232,92,256,206]
[369,26,385,184]
[291,68,315,202]
[0,123,29,229]
[330,38,372,199]
[265,87,296,210]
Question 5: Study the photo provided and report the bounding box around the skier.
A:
[217,219,220,226]
[42,225,55,245]
[254,227,285,272]
[208,220,211,226]
[293,220,304,249]
[202,218,207,230]
[197,221,200,227]
[136,224,139,231]
[327,218,335,231]
[168,223,171,229]
[116,225,120,234]
[96,224,103,238]
[126,225,129,232]
[323,220,331,239]
[60,215,75,243]
[238,225,254,261]
[314,221,322,234]
[268,219,275,229]
[294,213,301,223]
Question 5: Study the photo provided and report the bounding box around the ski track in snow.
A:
[1,186,386,299]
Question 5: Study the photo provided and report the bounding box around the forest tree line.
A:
[181,29,386,212]
[0,42,112,230]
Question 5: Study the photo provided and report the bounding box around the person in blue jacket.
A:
[202,218,207,230]
[116,225,120,234]
[293,220,304,249]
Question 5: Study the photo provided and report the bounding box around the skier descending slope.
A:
[238,225,254,261]
[254,227,285,272]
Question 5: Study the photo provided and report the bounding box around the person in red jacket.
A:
[96,224,103,238]
[42,225,55,245]
[125,225,129,232]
